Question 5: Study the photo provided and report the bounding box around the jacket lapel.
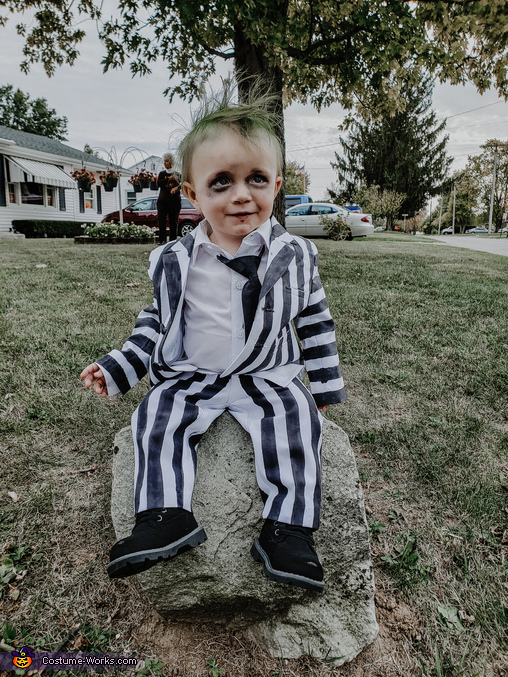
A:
[259,221,296,301]
[221,222,298,377]
[160,234,194,322]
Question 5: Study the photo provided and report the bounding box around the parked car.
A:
[501,226,508,233]
[285,194,313,210]
[441,227,454,234]
[374,226,386,232]
[102,197,202,237]
[285,202,374,239]
[466,226,488,234]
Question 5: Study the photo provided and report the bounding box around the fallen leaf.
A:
[70,635,89,650]
[4,393,14,399]
[125,282,140,287]
[8,588,20,601]
[7,492,18,503]
[437,604,465,631]
[35,264,47,268]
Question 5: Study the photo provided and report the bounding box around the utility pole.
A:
[438,196,443,234]
[452,183,456,234]
[488,145,499,234]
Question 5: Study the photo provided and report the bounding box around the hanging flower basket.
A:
[78,179,91,191]
[99,169,121,192]
[103,178,118,192]
[72,168,96,191]
[150,179,158,191]
[128,173,145,192]
[137,170,156,189]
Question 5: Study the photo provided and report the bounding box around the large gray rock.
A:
[111,413,378,663]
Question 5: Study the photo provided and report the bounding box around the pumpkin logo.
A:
[12,646,34,669]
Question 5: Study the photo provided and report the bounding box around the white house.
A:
[0,125,128,233]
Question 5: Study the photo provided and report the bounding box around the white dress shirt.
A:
[169,219,303,386]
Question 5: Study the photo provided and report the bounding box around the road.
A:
[427,235,508,258]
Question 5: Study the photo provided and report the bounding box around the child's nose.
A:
[231,182,252,203]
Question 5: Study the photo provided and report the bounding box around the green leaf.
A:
[437,604,465,631]
[3,622,16,642]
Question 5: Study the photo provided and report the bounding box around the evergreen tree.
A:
[331,74,451,226]
[0,85,68,140]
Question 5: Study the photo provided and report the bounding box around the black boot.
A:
[107,508,206,579]
[251,519,324,591]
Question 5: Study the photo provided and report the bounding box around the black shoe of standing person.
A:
[250,519,324,591]
[107,507,207,579]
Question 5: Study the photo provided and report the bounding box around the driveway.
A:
[427,235,508,258]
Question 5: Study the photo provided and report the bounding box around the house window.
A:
[127,191,137,204]
[83,190,94,210]
[8,183,17,204]
[18,182,59,207]
[21,182,44,205]
[46,186,56,207]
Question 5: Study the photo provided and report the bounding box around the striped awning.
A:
[8,156,76,189]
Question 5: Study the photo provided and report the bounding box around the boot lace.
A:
[136,508,168,529]
[273,521,315,544]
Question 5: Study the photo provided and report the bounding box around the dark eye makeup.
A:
[208,170,270,190]
[210,174,231,189]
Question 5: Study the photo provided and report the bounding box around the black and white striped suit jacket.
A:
[97,219,346,408]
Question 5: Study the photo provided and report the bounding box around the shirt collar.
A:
[191,218,272,263]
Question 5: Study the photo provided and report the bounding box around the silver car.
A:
[285,202,374,238]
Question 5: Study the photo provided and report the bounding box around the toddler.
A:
[81,93,346,591]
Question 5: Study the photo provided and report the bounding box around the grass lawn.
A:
[0,237,507,676]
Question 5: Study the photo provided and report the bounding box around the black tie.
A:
[217,251,264,338]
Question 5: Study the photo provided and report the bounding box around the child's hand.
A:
[80,363,108,397]
[318,405,329,414]
[170,186,180,194]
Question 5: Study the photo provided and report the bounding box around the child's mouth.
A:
[230,212,254,219]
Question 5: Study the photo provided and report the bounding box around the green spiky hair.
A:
[179,83,283,183]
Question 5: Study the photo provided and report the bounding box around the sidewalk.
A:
[427,235,508,258]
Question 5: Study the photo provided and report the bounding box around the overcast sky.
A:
[1,12,507,201]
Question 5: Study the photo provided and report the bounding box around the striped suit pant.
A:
[131,372,323,529]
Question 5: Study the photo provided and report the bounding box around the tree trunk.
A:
[234,22,286,226]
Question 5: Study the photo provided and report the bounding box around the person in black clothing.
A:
[157,153,181,243]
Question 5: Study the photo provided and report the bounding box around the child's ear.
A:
[183,181,199,208]
[274,176,283,197]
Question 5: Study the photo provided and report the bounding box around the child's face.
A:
[183,130,282,250]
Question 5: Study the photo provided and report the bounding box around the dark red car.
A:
[102,197,203,237]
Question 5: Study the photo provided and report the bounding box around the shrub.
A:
[81,222,156,239]
[321,214,351,240]
[12,220,87,238]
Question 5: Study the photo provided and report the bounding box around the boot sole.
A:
[108,526,207,579]
[250,539,324,592]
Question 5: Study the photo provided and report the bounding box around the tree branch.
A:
[287,24,373,63]
[202,43,235,59]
